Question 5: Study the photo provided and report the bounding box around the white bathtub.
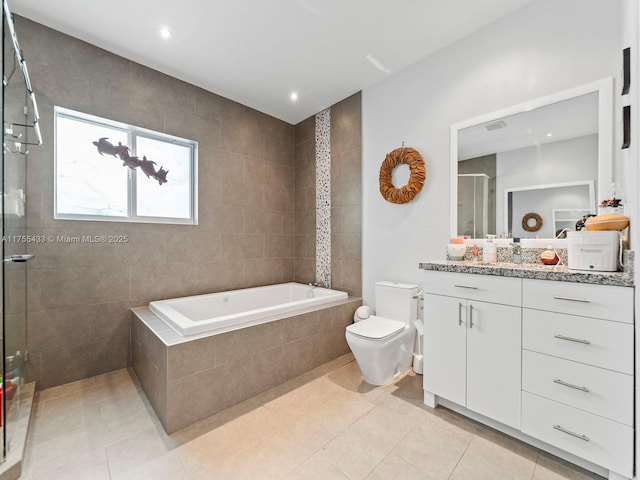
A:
[149,282,348,336]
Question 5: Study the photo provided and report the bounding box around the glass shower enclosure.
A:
[457,173,493,238]
[2,0,41,463]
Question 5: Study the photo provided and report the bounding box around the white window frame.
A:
[54,106,198,225]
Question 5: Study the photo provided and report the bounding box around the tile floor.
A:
[20,354,602,479]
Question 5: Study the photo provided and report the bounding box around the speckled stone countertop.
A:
[419,260,634,287]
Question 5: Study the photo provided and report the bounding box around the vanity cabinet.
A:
[520,279,634,479]
[423,272,522,429]
[421,268,635,480]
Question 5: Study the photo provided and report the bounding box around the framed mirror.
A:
[450,78,613,239]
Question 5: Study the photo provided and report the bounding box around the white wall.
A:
[510,185,592,239]
[496,134,598,237]
[362,0,622,305]
[496,135,598,196]
[621,0,640,474]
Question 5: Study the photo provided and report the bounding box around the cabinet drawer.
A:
[522,392,633,477]
[522,351,633,426]
[522,309,633,374]
[522,279,633,322]
[424,271,521,306]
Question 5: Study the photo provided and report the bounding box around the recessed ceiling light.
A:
[290,92,298,101]
[546,132,553,137]
[160,27,172,39]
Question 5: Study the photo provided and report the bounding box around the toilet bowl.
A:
[346,281,419,386]
[346,315,416,386]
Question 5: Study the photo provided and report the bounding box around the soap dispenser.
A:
[512,238,522,264]
[483,234,497,263]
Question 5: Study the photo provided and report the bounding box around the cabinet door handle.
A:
[553,295,590,303]
[458,302,464,326]
[553,424,590,442]
[553,379,590,393]
[554,334,591,345]
[454,284,478,290]
[469,304,474,328]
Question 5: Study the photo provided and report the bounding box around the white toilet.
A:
[346,281,418,386]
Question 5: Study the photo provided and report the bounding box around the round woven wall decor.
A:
[379,147,426,204]
[522,212,543,232]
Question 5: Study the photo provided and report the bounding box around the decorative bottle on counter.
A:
[483,235,497,263]
[540,247,559,265]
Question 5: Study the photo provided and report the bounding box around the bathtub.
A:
[149,282,348,336]
[134,285,360,432]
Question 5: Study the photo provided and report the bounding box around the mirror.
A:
[450,78,613,239]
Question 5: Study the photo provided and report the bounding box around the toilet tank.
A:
[375,281,419,325]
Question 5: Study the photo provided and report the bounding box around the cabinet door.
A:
[423,294,467,406]
[466,301,521,429]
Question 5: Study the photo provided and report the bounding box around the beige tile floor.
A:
[20,354,603,480]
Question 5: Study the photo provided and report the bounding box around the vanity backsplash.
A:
[445,246,634,275]
[446,245,568,265]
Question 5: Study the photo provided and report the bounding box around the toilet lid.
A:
[346,315,406,340]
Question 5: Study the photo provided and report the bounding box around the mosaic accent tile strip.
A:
[315,108,331,287]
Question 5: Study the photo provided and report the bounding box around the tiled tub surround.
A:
[132,297,361,433]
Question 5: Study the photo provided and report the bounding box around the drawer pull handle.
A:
[554,334,591,345]
[553,424,590,442]
[553,379,590,393]
[454,284,478,290]
[553,295,590,303]
[458,302,464,326]
[469,304,474,328]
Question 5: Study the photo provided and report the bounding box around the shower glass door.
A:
[457,173,490,238]
[2,0,31,459]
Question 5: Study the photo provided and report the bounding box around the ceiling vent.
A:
[484,120,507,131]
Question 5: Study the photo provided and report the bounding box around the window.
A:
[55,107,197,224]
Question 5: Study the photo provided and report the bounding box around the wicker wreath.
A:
[522,212,543,232]
[379,147,426,204]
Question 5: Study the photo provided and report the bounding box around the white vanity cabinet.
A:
[421,267,635,480]
[520,279,634,479]
[423,271,522,429]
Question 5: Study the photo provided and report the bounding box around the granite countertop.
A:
[419,260,634,287]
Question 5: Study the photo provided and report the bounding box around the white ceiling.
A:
[458,92,599,160]
[12,0,534,124]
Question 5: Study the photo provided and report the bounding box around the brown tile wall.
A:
[131,313,168,426]
[294,95,362,295]
[14,16,362,390]
[3,37,30,375]
[330,93,362,297]
[132,299,361,433]
[294,116,316,284]
[16,16,296,389]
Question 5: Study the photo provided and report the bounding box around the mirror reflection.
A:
[455,88,606,239]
